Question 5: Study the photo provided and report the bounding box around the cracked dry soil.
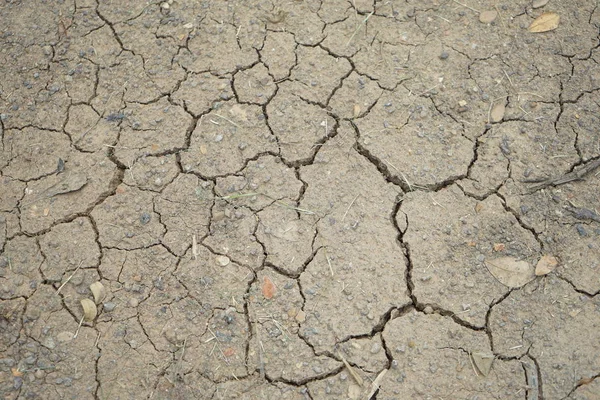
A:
[0,0,599,399]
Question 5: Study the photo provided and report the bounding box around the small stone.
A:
[535,255,558,276]
[479,10,498,24]
[576,224,588,237]
[423,306,434,314]
[532,0,549,8]
[57,331,74,342]
[128,298,139,308]
[439,51,449,60]
[139,212,151,225]
[103,302,116,312]
[490,102,506,122]
[370,343,381,354]
[295,310,306,323]
[216,255,230,266]
[348,384,362,399]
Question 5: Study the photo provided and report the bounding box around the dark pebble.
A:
[576,224,588,237]
[500,137,511,155]
[439,51,449,60]
[153,277,164,290]
[140,212,151,225]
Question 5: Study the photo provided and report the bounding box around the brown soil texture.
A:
[1,1,600,399]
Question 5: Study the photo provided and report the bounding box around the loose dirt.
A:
[1,0,599,399]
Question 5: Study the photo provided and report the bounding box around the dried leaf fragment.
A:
[80,298,98,322]
[89,282,106,304]
[262,276,276,299]
[535,255,558,276]
[485,257,535,288]
[528,12,560,33]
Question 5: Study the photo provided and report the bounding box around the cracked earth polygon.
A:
[1,1,599,399]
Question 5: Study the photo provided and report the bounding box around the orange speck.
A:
[223,347,235,357]
[493,243,506,252]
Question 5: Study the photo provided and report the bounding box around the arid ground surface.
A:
[1,0,600,399]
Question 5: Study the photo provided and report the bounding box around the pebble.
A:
[439,51,449,60]
[128,298,139,307]
[295,310,306,323]
[57,331,74,342]
[423,306,434,314]
[490,102,506,122]
[216,255,230,266]
[139,212,151,225]
[348,384,361,399]
[371,343,381,354]
[104,302,116,312]
[532,0,549,8]
[576,224,588,237]
[479,10,498,24]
